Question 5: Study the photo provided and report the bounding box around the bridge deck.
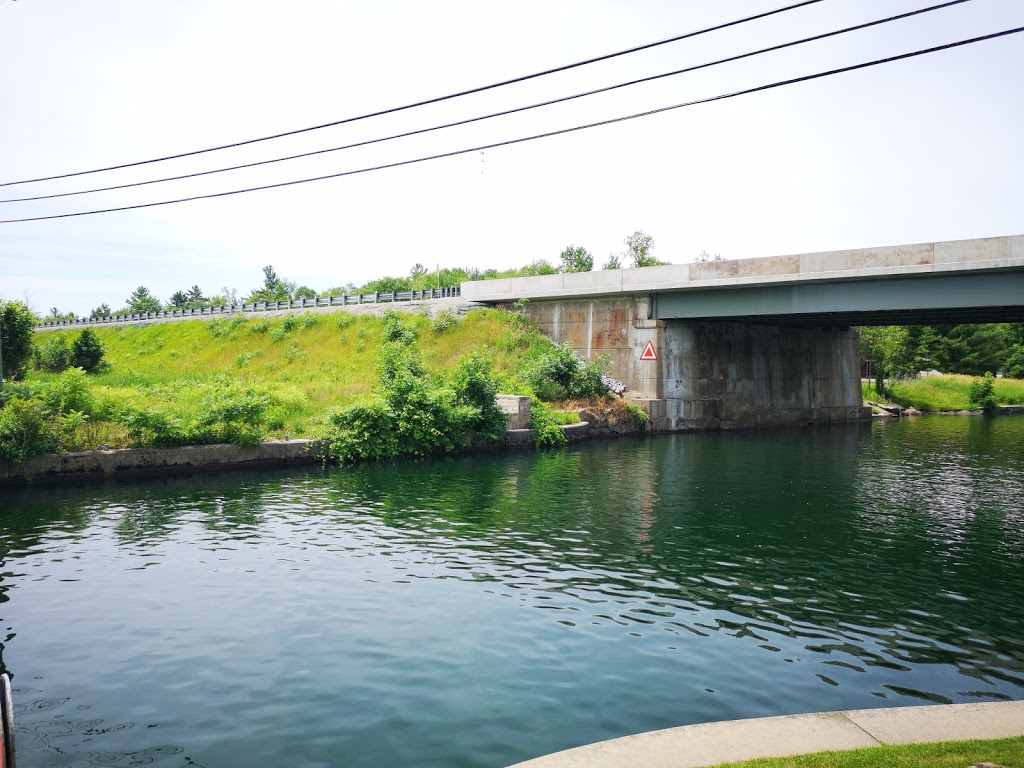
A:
[461,234,1024,308]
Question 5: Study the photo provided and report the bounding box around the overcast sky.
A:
[1,0,1022,315]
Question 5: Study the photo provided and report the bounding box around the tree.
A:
[0,300,37,381]
[410,263,428,283]
[187,284,206,303]
[1005,323,1024,378]
[245,266,296,303]
[90,303,112,319]
[514,259,558,277]
[559,245,593,273]
[859,326,913,395]
[128,286,162,314]
[71,329,106,373]
[603,254,622,270]
[168,291,189,309]
[624,230,665,268]
[360,276,413,294]
[36,334,71,373]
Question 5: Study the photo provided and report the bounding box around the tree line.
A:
[861,323,1024,392]
[42,230,668,321]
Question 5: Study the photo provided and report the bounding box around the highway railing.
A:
[37,287,462,328]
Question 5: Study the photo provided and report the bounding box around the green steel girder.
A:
[653,270,1024,327]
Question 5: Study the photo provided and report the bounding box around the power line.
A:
[0,0,824,188]
[2,26,1020,225]
[0,0,974,205]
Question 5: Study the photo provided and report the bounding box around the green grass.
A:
[713,734,1024,768]
[863,374,1024,411]
[549,409,583,425]
[27,308,557,446]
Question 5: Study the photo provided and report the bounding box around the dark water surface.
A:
[2,417,1023,768]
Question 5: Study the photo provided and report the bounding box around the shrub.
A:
[38,368,93,414]
[186,386,271,447]
[117,405,184,447]
[316,398,399,462]
[250,320,270,335]
[0,300,36,380]
[207,318,231,338]
[70,329,106,372]
[314,316,486,463]
[36,334,72,373]
[528,343,610,401]
[299,314,318,330]
[968,372,997,411]
[529,398,567,448]
[381,310,415,344]
[0,396,57,463]
[335,313,356,330]
[451,352,506,441]
[270,315,297,342]
[431,309,459,333]
[0,369,98,463]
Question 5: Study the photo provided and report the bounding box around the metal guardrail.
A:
[36,287,461,328]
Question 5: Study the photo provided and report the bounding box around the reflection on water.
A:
[1,416,1022,767]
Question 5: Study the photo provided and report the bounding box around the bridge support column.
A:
[524,297,870,432]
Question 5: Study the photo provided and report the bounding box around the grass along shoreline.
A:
[863,374,1024,413]
[713,734,1024,768]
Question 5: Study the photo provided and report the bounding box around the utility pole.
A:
[0,315,4,393]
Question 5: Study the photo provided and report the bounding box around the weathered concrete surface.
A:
[521,297,869,432]
[505,422,591,447]
[0,440,315,485]
[498,395,532,430]
[462,235,1024,302]
[0,421,607,485]
[507,700,1024,768]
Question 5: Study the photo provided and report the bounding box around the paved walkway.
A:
[507,700,1024,768]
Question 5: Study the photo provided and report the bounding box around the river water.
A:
[2,417,1023,768]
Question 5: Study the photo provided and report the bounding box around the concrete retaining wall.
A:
[0,440,316,485]
[0,423,614,486]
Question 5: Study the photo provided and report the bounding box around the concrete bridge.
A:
[462,235,1024,432]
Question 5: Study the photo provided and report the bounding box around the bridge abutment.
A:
[524,297,870,431]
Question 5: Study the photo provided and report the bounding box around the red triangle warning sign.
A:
[639,340,658,361]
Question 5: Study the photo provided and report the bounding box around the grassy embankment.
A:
[863,374,1024,412]
[17,308,578,453]
[713,734,1024,768]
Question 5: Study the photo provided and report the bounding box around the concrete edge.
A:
[0,421,604,486]
[0,440,318,486]
[506,701,1024,768]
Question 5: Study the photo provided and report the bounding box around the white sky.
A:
[1,0,1022,316]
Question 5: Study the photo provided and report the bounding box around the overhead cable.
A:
[1,25,1020,225]
[0,0,824,187]
[0,0,974,205]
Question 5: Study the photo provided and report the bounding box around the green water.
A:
[2,417,1023,767]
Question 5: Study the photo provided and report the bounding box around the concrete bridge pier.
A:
[523,297,870,432]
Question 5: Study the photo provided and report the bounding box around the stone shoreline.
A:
[870,403,1024,418]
